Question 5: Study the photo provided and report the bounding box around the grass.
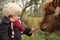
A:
[22,30,60,40]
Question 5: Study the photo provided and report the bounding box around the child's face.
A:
[10,14,20,21]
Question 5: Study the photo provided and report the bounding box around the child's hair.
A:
[2,3,22,18]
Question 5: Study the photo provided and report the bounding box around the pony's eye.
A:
[46,10,54,16]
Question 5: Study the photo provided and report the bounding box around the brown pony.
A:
[40,0,60,34]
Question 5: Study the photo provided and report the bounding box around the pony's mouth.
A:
[40,25,48,32]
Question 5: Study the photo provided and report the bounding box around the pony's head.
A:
[40,0,60,34]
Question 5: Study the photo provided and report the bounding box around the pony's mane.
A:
[40,0,59,16]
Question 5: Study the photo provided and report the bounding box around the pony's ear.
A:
[58,0,60,7]
[53,0,57,7]
[53,0,60,7]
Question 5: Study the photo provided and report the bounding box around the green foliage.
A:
[22,11,42,27]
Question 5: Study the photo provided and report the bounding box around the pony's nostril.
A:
[55,13,60,17]
[40,28,46,31]
[40,28,44,31]
[58,13,60,17]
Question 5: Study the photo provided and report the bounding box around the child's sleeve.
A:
[23,27,32,37]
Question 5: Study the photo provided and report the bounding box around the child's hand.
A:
[29,26,39,34]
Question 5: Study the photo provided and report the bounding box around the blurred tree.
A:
[21,0,43,19]
[0,0,3,2]
[20,0,34,19]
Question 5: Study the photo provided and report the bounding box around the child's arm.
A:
[12,20,39,36]
[23,27,32,36]
[23,26,39,36]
